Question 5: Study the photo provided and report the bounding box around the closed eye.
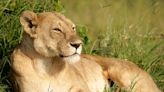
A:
[72,27,76,31]
[52,28,62,32]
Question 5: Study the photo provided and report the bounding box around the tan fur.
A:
[11,11,161,92]
[81,55,161,92]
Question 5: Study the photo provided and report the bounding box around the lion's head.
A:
[20,11,82,63]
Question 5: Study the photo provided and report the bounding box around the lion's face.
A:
[20,11,82,62]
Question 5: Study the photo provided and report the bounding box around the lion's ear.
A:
[20,10,38,38]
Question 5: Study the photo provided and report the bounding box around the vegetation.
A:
[0,0,63,91]
[63,0,164,91]
[0,0,163,92]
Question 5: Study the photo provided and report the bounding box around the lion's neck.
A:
[20,33,66,76]
[21,33,37,58]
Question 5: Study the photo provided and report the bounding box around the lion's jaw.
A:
[20,11,82,63]
[63,54,80,63]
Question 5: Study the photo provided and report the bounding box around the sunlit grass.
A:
[63,0,164,91]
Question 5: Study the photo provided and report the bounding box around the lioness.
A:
[11,11,161,92]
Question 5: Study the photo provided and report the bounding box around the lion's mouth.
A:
[59,53,79,58]
[60,53,80,63]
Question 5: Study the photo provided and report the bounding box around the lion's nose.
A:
[70,43,81,49]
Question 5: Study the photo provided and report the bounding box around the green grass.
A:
[0,0,164,92]
[0,0,63,91]
[63,0,164,91]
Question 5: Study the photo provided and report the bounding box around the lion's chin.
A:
[62,54,80,63]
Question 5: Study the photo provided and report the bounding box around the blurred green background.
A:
[62,0,164,39]
[62,2,164,91]
[0,0,164,92]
